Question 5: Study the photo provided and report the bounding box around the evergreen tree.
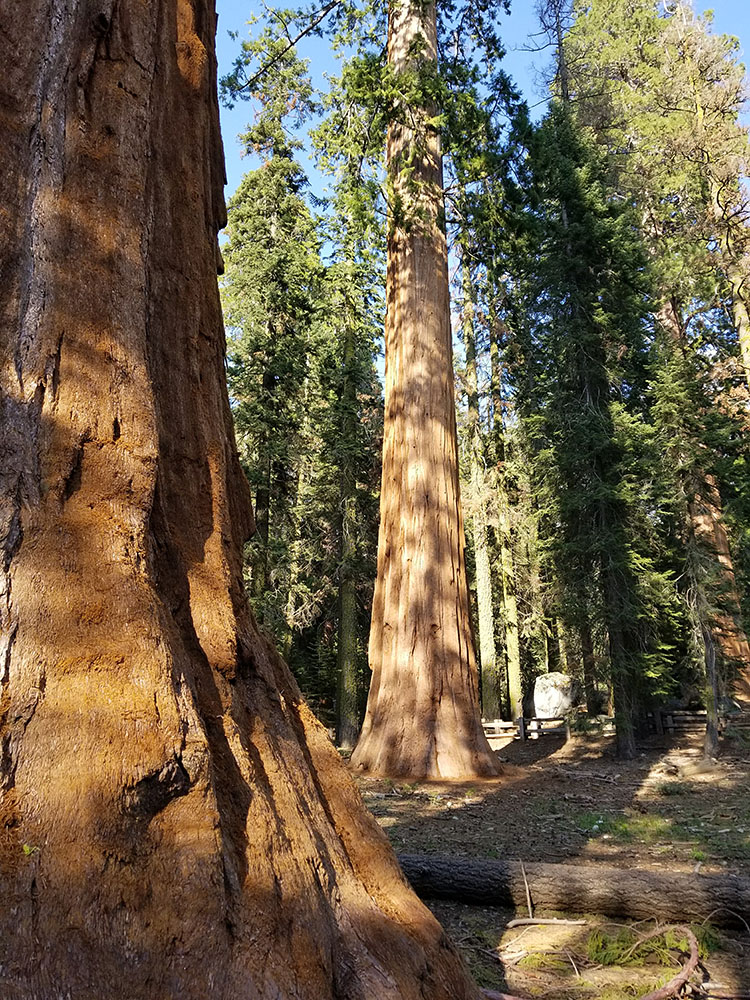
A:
[222,40,384,732]
[565,0,750,710]
[516,104,675,755]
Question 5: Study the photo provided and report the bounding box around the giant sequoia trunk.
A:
[0,4,482,997]
[350,0,501,779]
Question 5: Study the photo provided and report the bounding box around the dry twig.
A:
[507,917,586,928]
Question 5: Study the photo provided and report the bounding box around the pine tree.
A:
[565,0,750,708]
[519,104,670,755]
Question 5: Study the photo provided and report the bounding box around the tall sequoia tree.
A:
[0,2,482,996]
[349,0,501,779]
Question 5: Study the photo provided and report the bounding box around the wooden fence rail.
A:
[482,709,727,743]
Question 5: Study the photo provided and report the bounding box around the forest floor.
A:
[354,730,750,999]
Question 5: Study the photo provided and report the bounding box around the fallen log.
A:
[398,854,750,928]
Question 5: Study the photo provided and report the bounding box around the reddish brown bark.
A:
[350,0,501,780]
[658,301,750,703]
[689,475,750,702]
[0,3,481,997]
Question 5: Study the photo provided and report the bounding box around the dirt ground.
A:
[354,730,750,998]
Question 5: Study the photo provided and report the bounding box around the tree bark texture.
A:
[689,474,750,703]
[0,4,482,998]
[399,855,750,929]
[351,0,500,779]
[498,484,522,721]
[658,300,750,703]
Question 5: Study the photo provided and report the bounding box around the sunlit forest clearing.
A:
[1,0,749,996]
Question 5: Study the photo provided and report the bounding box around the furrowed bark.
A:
[659,299,750,704]
[0,3,482,997]
[351,0,500,779]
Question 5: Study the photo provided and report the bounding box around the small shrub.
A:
[655,781,690,797]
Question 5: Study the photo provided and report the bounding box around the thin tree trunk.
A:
[351,0,500,778]
[0,4,481,997]
[580,620,598,713]
[252,366,275,608]
[337,307,361,749]
[498,482,522,720]
[461,249,500,721]
[703,624,720,758]
[489,318,522,720]
[281,447,309,661]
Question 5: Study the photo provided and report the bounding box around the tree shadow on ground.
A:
[355,731,750,996]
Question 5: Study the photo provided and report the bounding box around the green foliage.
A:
[587,924,719,967]
[216,0,750,748]
[655,781,690,797]
[221,42,384,724]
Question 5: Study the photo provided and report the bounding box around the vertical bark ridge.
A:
[0,2,482,997]
[350,0,500,779]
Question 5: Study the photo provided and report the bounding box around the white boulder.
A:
[534,672,575,719]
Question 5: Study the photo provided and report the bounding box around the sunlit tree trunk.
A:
[251,366,274,610]
[281,443,309,660]
[351,0,500,778]
[0,3,482,996]
[659,299,750,703]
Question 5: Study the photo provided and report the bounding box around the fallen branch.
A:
[481,991,529,1000]
[639,926,699,1000]
[506,917,586,928]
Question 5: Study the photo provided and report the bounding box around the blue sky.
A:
[215,0,749,200]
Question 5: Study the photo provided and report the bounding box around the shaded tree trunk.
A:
[659,299,750,703]
[350,0,500,778]
[337,311,360,749]
[489,320,521,719]
[461,251,500,721]
[0,3,482,997]
[603,572,638,760]
[703,625,720,759]
[580,620,598,713]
